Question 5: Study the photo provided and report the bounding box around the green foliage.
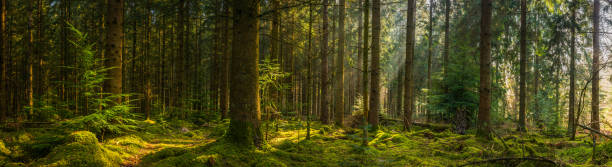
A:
[60,104,140,140]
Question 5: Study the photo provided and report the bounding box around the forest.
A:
[0,0,612,166]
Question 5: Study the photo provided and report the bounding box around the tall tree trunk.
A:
[105,0,123,103]
[227,0,262,148]
[306,0,314,139]
[518,0,527,132]
[0,0,6,121]
[335,0,345,127]
[368,0,380,130]
[477,0,492,138]
[568,0,576,139]
[361,0,370,145]
[443,0,450,88]
[176,0,186,115]
[220,2,231,120]
[144,0,152,119]
[591,0,600,132]
[27,0,35,119]
[404,0,415,130]
[426,0,434,121]
[320,0,330,124]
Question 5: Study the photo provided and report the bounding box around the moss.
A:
[0,140,10,155]
[33,131,121,167]
[254,157,287,167]
[226,120,262,148]
[139,147,189,166]
[107,135,146,148]
[66,131,98,145]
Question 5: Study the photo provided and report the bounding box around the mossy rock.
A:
[66,131,98,145]
[33,131,121,167]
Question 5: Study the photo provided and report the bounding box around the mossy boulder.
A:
[66,131,98,145]
[33,131,121,167]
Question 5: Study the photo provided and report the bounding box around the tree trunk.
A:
[220,2,231,120]
[568,0,576,139]
[105,0,123,103]
[477,0,492,138]
[27,0,35,119]
[442,0,450,88]
[518,0,527,132]
[334,0,345,127]
[404,0,415,130]
[227,0,262,148]
[0,0,6,121]
[368,0,381,130]
[591,0,600,133]
[319,0,330,124]
[426,0,434,121]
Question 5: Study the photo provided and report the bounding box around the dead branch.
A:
[577,124,612,140]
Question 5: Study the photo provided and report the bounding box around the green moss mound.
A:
[0,140,10,156]
[33,131,122,167]
[66,131,98,145]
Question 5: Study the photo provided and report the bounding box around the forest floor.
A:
[0,120,611,167]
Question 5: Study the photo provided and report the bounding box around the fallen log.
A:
[380,118,451,132]
[458,157,557,167]
[577,124,612,139]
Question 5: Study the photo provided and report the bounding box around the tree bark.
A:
[518,0,527,132]
[0,0,6,121]
[426,0,434,121]
[404,0,415,130]
[477,0,492,138]
[591,0,601,132]
[568,0,576,139]
[105,0,124,103]
[227,0,262,148]
[320,0,330,124]
[220,1,231,120]
[334,0,345,127]
[368,0,381,130]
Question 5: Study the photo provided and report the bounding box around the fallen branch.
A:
[577,124,612,139]
[459,157,557,167]
[381,118,451,132]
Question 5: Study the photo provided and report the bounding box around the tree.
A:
[518,0,527,132]
[568,0,576,140]
[0,0,6,121]
[220,1,231,120]
[320,0,330,124]
[477,0,492,138]
[404,0,415,130]
[335,0,345,127]
[591,0,601,133]
[227,0,262,147]
[426,0,434,119]
[443,0,450,84]
[105,0,123,103]
[368,0,380,130]
[361,0,370,145]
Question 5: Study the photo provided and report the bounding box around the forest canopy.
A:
[0,0,612,166]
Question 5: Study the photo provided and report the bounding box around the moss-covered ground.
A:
[0,120,610,167]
